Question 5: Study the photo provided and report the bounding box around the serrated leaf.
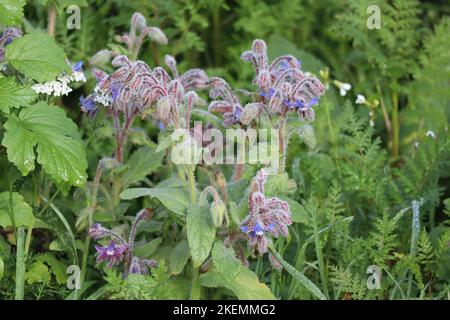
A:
[169,240,190,275]
[36,253,67,284]
[0,0,26,25]
[120,187,189,215]
[5,32,70,82]
[0,77,37,114]
[186,201,216,267]
[122,146,163,187]
[25,261,51,284]
[2,102,88,187]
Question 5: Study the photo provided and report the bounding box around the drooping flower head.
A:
[89,210,158,276]
[242,39,325,121]
[129,257,158,275]
[207,77,263,127]
[95,241,129,267]
[240,170,293,256]
[80,54,208,129]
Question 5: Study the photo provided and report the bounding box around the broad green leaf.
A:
[211,240,241,280]
[169,240,190,275]
[120,187,189,215]
[122,146,163,187]
[186,201,216,267]
[0,192,47,228]
[201,269,274,299]
[25,261,51,284]
[2,102,88,187]
[279,196,308,225]
[5,32,70,82]
[229,268,277,300]
[36,253,68,284]
[133,237,163,258]
[200,241,276,300]
[0,77,37,113]
[0,0,26,25]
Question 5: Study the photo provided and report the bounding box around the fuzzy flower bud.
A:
[211,199,227,227]
[131,12,147,32]
[148,27,168,45]
[156,96,172,121]
[89,49,112,67]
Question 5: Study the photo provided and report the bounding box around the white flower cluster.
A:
[32,70,86,97]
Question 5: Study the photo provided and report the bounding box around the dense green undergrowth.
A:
[0,0,449,300]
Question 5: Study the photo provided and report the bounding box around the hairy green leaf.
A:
[120,187,189,215]
[122,146,163,187]
[186,201,216,267]
[169,240,190,275]
[200,241,276,300]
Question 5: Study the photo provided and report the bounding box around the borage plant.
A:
[79,12,327,300]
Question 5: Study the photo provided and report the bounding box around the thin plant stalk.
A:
[311,210,330,299]
[15,227,26,300]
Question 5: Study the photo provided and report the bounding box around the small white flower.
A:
[339,82,352,96]
[356,94,366,104]
[369,120,374,127]
[414,142,419,148]
[31,70,84,97]
[425,130,436,139]
[342,83,351,91]
[71,71,86,82]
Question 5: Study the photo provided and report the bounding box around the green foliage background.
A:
[0,0,449,300]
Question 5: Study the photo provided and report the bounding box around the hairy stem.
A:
[190,264,201,300]
[187,165,201,299]
[278,115,287,174]
[188,165,197,204]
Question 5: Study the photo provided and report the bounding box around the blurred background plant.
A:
[0,0,449,300]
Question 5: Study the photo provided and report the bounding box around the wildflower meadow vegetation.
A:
[0,0,449,301]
